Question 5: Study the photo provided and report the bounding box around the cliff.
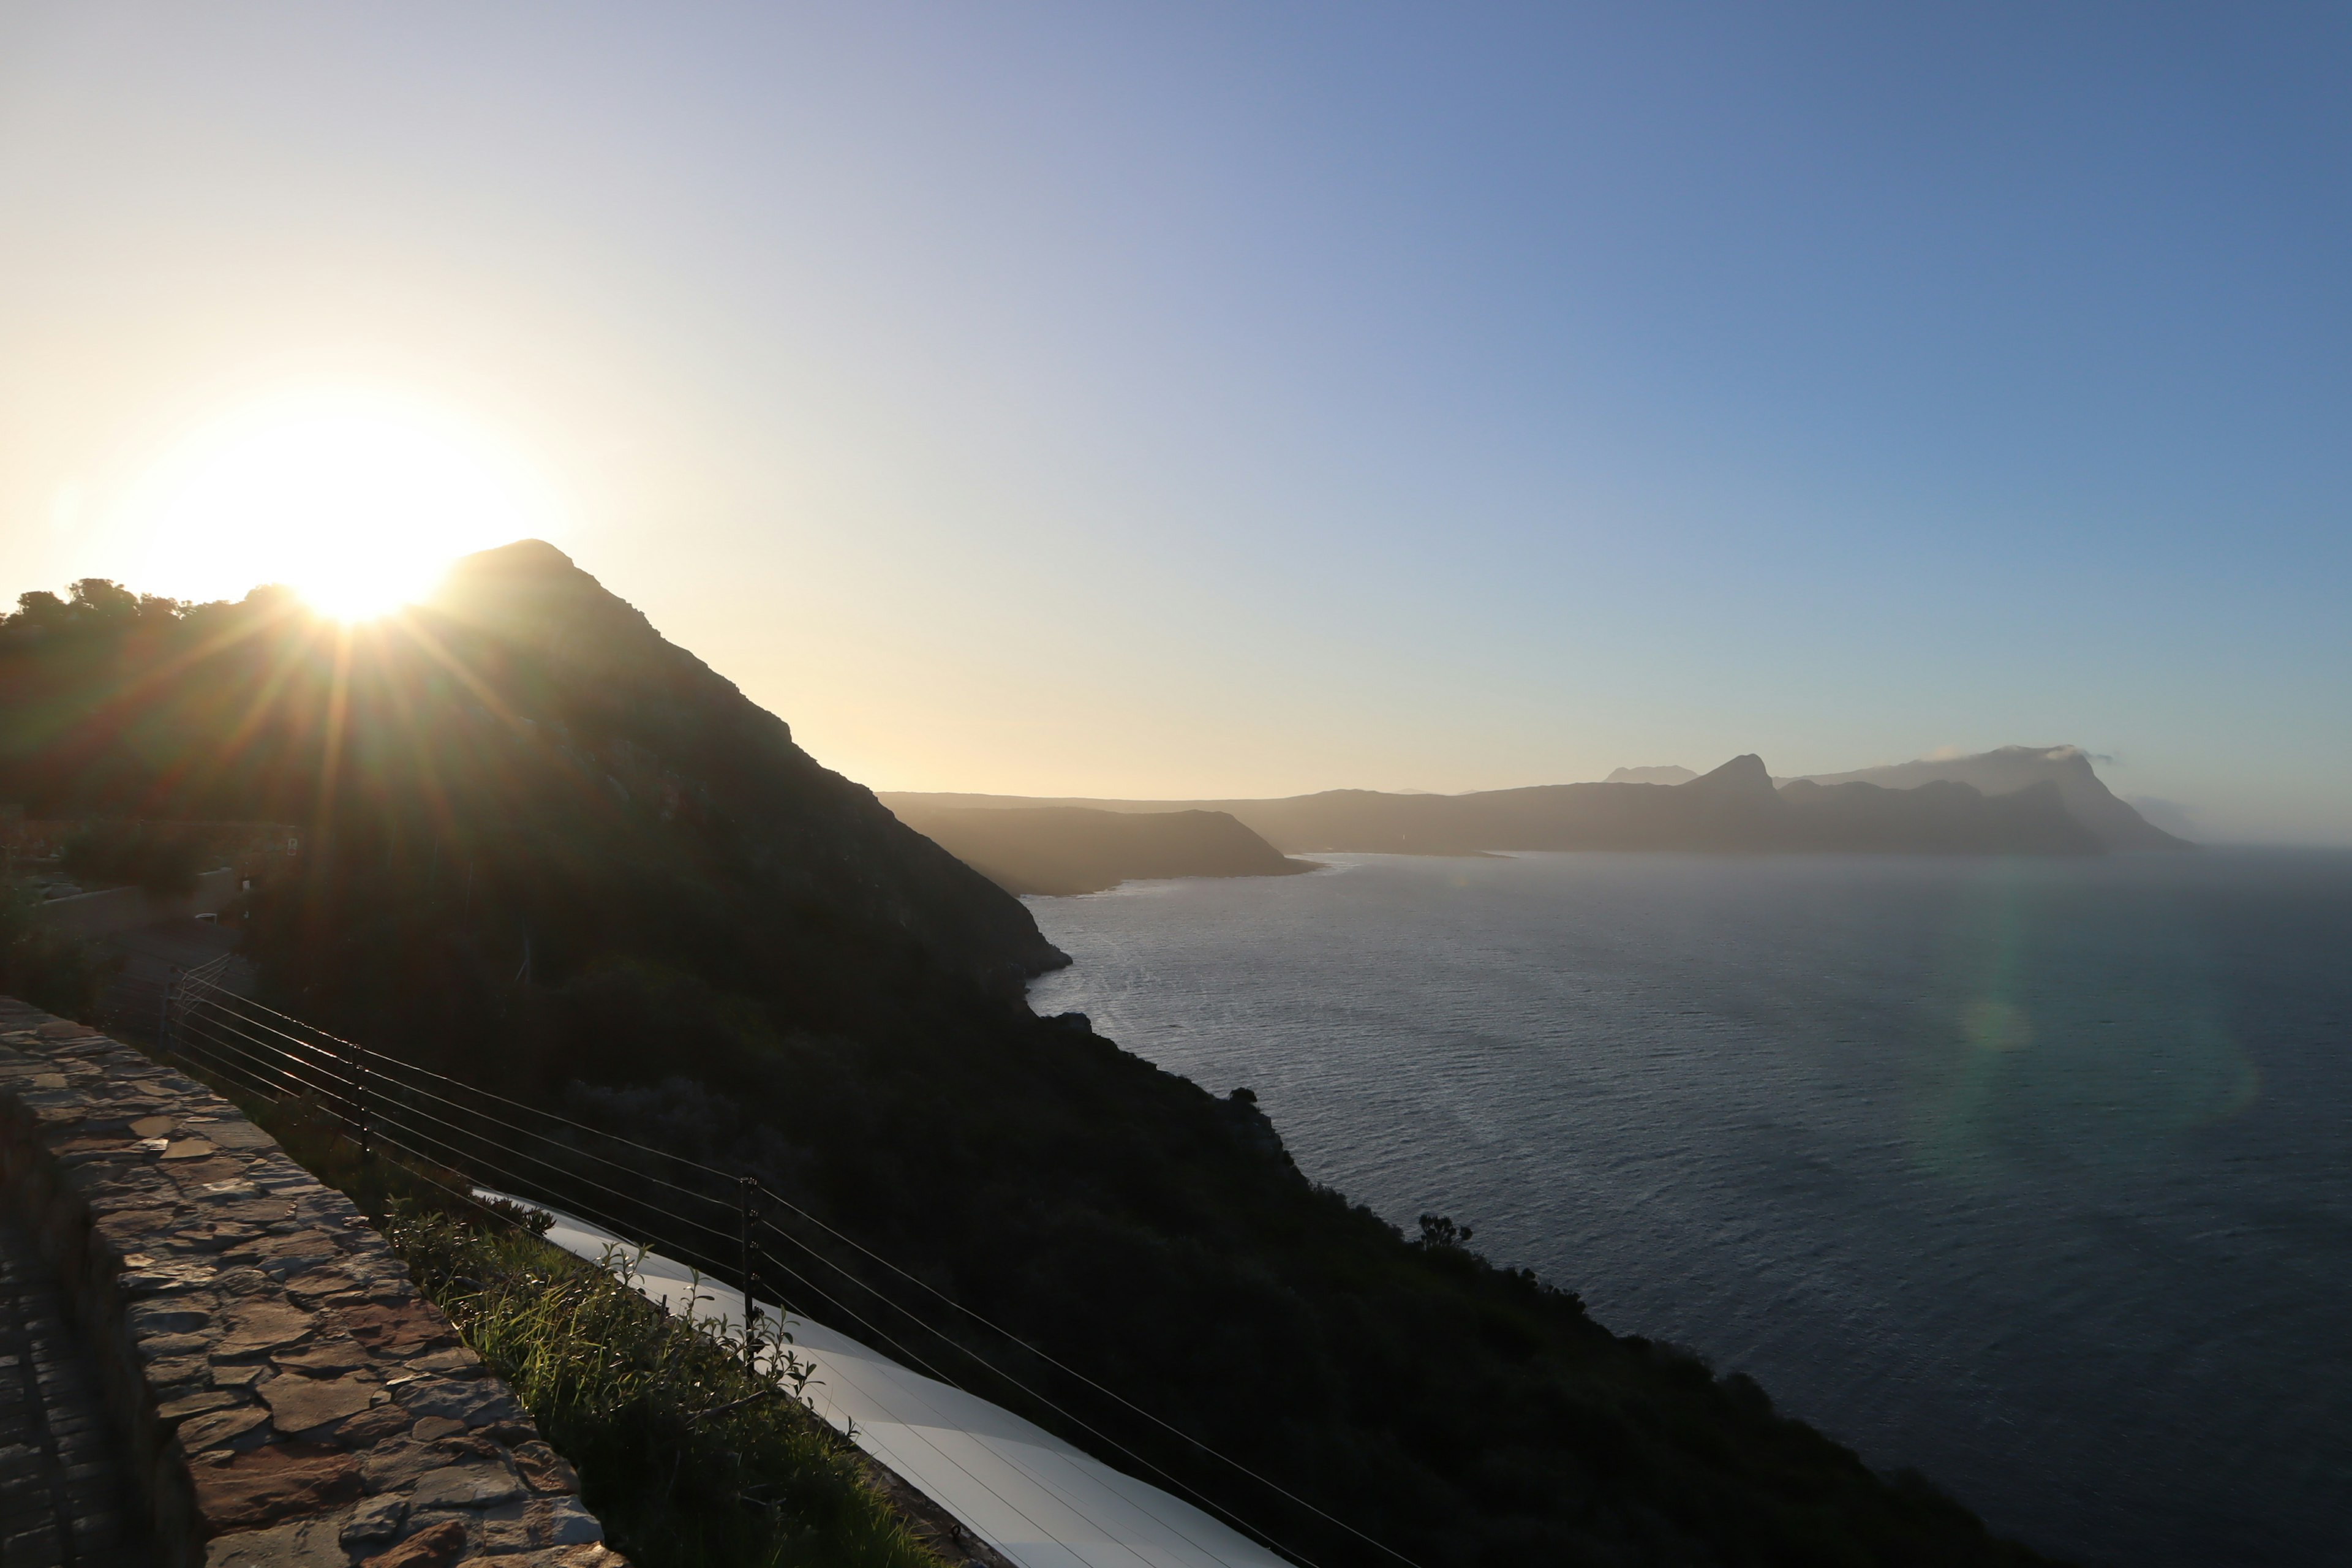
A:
[888,804,1314,895]
[0,550,2064,1568]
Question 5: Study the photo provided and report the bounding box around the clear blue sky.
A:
[2,4,2346,839]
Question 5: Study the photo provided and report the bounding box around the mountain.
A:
[886,752,2107,856]
[1796,746,2191,850]
[888,804,1314,895]
[0,546,1065,1016]
[1605,764,1698,785]
[0,548,2060,1567]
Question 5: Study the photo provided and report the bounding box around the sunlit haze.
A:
[121,393,565,619]
[2,5,2348,840]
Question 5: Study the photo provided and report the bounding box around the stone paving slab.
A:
[0,998,628,1568]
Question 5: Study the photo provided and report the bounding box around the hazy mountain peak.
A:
[1799,745,2187,850]
[1605,764,1697,786]
[1684,753,1776,797]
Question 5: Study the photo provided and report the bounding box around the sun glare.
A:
[125,393,562,619]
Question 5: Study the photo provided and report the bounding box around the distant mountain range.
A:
[883,744,2190,860]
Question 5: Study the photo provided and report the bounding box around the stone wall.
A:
[0,997,627,1568]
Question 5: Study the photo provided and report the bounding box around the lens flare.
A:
[124,391,563,619]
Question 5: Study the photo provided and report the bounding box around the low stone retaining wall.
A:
[0,997,627,1568]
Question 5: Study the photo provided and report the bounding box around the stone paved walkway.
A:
[0,1220,148,1568]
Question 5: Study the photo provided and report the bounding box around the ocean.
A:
[1023,850,2352,1567]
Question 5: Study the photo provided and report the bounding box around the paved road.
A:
[507,1195,1289,1568]
[0,1221,149,1568]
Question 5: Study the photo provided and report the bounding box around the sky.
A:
[1,4,2347,841]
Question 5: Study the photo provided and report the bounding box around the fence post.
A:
[349,1035,371,1159]
[739,1175,760,1373]
[157,967,178,1052]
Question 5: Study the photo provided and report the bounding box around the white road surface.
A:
[497,1197,1291,1568]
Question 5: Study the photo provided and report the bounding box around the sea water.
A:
[1025,851,2352,1567]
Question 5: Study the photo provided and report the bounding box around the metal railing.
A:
[152,970,1404,1568]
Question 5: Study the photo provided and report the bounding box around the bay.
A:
[1025,850,2352,1567]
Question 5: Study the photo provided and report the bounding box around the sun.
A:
[126,392,564,619]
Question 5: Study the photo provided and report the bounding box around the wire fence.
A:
[153,969,1409,1568]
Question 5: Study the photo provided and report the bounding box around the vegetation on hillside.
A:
[0,552,2067,1566]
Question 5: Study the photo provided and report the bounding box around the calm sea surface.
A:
[1025,851,2352,1567]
